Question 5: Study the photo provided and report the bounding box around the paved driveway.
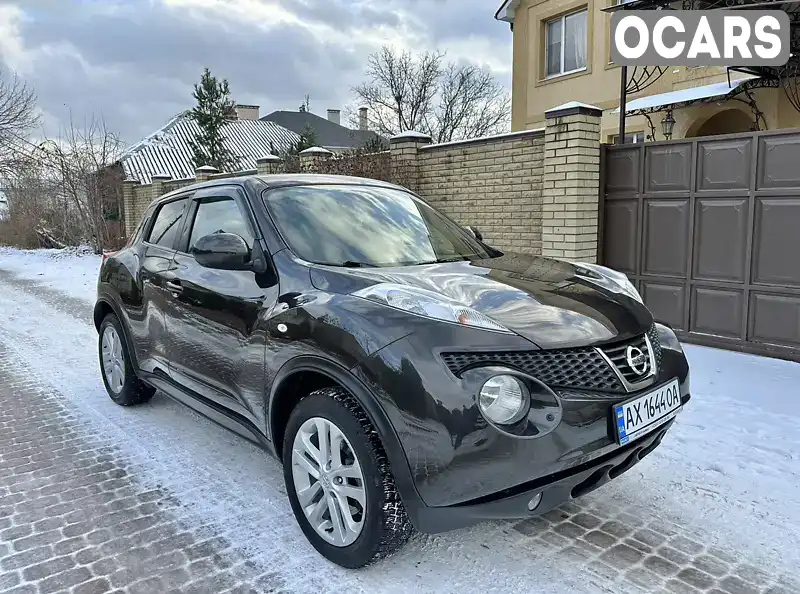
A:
[0,251,799,594]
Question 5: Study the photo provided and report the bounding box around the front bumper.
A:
[352,323,690,533]
[414,420,673,533]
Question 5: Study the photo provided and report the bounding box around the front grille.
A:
[599,334,652,384]
[441,347,624,393]
[441,324,661,394]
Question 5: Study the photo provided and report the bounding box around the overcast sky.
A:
[0,0,511,146]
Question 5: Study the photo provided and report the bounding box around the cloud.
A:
[0,0,510,145]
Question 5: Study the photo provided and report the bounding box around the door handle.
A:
[166,280,183,296]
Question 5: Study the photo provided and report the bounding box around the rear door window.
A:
[147,199,188,249]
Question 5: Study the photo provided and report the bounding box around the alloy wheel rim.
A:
[101,326,125,394]
[291,417,366,547]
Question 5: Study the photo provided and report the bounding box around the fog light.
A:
[528,492,542,511]
[479,375,529,425]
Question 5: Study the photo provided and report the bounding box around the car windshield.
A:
[264,184,494,267]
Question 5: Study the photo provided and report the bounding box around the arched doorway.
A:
[685,108,755,138]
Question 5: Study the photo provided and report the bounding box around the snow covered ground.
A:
[0,245,101,303]
[0,246,799,593]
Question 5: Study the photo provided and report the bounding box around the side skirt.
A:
[140,371,277,457]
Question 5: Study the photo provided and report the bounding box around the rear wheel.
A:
[283,387,413,568]
[98,314,155,406]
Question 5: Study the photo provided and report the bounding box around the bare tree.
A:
[353,47,511,143]
[1,155,62,248]
[435,63,512,142]
[0,69,39,176]
[34,113,126,252]
[0,71,124,251]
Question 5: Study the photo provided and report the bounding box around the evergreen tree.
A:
[284,124,318,156]
[296,124,318,152]
[360,135,388,153]
[187,68,239,171]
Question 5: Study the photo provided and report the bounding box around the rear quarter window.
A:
[128,206,155,245]
[147,199,187,249]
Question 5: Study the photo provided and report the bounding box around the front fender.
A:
[266,355,427,529]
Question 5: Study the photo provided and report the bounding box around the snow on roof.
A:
[120,115,300,184]
[612,78,757,114]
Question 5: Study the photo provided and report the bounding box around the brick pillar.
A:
[151,174,171,202]
[541,102,602,263]
[256,155,281,175]
[299,147,333,172]
[122,179,140,236]
[389,131,431,193]
[195,165,218,182]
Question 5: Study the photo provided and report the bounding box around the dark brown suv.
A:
[94,174,690,567]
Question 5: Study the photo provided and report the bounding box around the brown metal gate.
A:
[601,129,800,362]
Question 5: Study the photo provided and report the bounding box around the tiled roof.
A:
[120,115,300,184]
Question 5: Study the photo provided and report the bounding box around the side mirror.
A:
[192,233,252,271]
[467,225,483,242]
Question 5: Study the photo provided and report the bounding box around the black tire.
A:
[283,387,413,568]
[98,313,155,406]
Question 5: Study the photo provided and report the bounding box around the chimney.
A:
[359,107,369,131]
[327,109,341,126]
[234,104,260,120]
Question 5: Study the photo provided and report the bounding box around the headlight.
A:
[479,375,529,425]
[656,322,683,353]
[352,283,512,333]
[569,261,643,303]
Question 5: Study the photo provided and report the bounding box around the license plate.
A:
[614,379,681,445]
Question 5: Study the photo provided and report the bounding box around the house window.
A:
[611,132,646,144]
[545,9,588,77]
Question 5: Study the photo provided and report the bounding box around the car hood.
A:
[309,252,653,349]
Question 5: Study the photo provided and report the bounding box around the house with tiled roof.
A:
[120,105,299,184]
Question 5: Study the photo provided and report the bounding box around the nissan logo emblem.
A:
[625,346,649,376]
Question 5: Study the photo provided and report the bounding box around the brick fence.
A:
[414,131,544,254]
[123,103,604,262]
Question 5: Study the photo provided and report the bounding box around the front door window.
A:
[189,198,254,251]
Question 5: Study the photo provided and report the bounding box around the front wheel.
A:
[283,387,413,568]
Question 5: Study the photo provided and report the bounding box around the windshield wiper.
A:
[437,256,470,263]
[415,256,470,265]
[341,260,378,268]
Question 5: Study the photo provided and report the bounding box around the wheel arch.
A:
[269,356,395,457]
[267,356,425,524]
[94,296,139,370]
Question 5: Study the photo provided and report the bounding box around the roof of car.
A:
[256,173,401,189]
[156,173,405,202]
